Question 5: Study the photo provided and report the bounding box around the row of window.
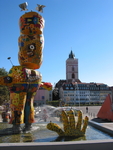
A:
[64,91,108,95]
[64,95,100,97]
[64,99,101,101]
[64,90,110,94]
[65,87,109,90]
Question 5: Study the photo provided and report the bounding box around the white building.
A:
[56,51,111,105]
[60,82,111,105]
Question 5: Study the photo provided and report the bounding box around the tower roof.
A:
[69,50,75,59]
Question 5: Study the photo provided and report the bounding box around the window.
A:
[66,87,69,89]
[72,73,75,78]
[70,87,73,89]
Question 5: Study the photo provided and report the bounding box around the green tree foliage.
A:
[52,88,60,100]
[0,68,10,105]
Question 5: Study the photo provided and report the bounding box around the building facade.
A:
[56,51,112,105]
[34,87,52,106]
[58,82,111,105]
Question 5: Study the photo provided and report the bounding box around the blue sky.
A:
[0,0,113,86]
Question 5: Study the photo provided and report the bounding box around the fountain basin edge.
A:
[88,120,113,136]
[0,120,113,150]
[0,139,113,150]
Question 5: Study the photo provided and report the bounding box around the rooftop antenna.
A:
[36,4,46,13]
[19,2,28,11]
[7,57,14,66]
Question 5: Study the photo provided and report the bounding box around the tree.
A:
[52,88,60,100]
[0,68,10,105]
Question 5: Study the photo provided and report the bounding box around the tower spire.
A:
[69,50,75,59]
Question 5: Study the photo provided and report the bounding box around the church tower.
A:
[66,51,78,82]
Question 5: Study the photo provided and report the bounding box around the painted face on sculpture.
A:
[18,11,45,69]
[18,34,44,69]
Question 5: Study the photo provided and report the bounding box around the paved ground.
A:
[75,105,101,117]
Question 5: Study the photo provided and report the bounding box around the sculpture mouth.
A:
[27,43,36,57]
[27,50,34,57]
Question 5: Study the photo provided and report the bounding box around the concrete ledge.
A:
[88,120,113,136]
[0,139,113,150]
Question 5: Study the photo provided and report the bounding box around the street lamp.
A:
[7,57,14,66]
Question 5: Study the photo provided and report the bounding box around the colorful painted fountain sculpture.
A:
[0,3,88,138]
[0,4,52,133]
[47,109,89,137]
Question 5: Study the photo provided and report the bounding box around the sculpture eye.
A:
[30,45,35,50]
[4,76,12,83]
[28,43,36,51]
[7,77,10,80]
